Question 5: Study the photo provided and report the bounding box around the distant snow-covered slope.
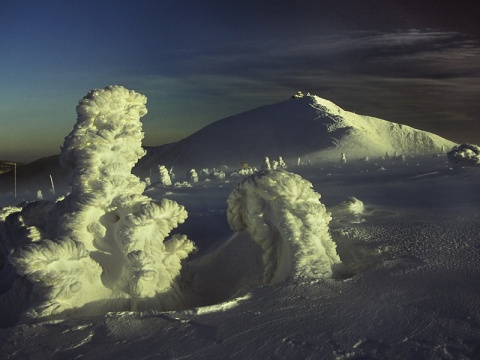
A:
[139,94,456,172]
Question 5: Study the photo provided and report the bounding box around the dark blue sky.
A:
[1,0,479,162]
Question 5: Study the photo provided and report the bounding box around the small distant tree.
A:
[278,156,287,169]
[262,157,271,170]
[158,165,172,186]
[188,169,199,183]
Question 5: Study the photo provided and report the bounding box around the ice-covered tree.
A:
[447,143,480,167]
[1,86,195,321]
[227,169,341,284]
[158,165,172,186]
[262,157,271,170]
[188,169,199,183]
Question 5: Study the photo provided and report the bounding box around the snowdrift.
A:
[139,93,456,172]
[0,86,341,326]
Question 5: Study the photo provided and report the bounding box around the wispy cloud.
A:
[164,29,480,142]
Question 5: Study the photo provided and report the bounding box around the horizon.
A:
[1,0,479,163]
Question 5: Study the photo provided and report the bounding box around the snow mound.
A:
[0,86,196,324]
[139,94,456,172]
[447,143,480,167]
[227,169,341,284]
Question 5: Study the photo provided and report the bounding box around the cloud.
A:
[120,29,480,146]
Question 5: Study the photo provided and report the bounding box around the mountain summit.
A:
[141,93,456,171]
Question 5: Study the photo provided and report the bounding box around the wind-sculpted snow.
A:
[0,86,195,324]
[447,143,480,167]
[227,169,341,284]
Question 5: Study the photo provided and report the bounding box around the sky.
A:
[1,0,479,163]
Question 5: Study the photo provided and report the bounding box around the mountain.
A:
[138,94,456,173]
[0,155,66,202]
[0,160,24,175]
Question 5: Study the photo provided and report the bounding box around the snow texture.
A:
[227,169,341,284]
[447,143,480,167]
[0,86,195,323]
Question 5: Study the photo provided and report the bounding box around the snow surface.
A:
[1,88,479,359]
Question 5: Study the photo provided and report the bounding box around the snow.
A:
[137,93,456,174]
[447,143,480,167]
[1,87,479,359]
[227,169,341,283]
[1,86,196,323]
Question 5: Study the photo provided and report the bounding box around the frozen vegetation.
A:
[447,143,480,167]
[1,86,196,322]
[227,169,341,283]
[0,88,479,359]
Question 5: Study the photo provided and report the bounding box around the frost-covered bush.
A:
[447,144,480,167]
[227,169,341,284]
[278,156,287,169]
[230,167,258,177]
[210,169,226,180]
[0,86,195,322]
[174,181,193,188]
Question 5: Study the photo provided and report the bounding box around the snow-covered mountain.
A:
[139,93,456,172]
